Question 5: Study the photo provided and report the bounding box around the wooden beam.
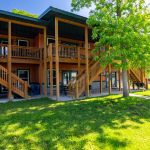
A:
[85,26,89,97]
[55,17,60,100]
[118,69,121,91]
[77,47,81,74]
[100,73,102,93]
[0,18,45,29]
[58,18,86,28]
[39,49,43,95]
[8,21,12,100]
[49,44,53,97]
[43,27,47,96]
[108,65,112,94]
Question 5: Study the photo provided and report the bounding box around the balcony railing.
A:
[47,44,93,59]
[0,44,43,60]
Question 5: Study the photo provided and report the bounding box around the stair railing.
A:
[0,65,28,98]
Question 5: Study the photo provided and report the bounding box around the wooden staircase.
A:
[129,69,145,88]
[68,61,105,98]
[0,65,28,98]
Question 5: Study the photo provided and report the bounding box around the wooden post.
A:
[49,44,53,97]
[77,47,81,74]
[85,26,89,97]
[146,78,148,89]
[132,82,135,90]
[39,48,43,95]
[118,69,121,91]
[108,65,112,94]
[100,73,102,93]
[24,81,28,99]
[8,21,12,100]
[43,27,47,96]
[76,81,79,99]
[55,17,60,100]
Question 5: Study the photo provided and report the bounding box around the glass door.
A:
[18,69,30,84]
[62,71,77,86]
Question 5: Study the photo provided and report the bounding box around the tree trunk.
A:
[122,68,129,97]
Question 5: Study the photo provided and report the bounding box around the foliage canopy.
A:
[12,9,38,18]
[72,0,150,71]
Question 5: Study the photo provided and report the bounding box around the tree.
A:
[12,9,38,18]
[72,0,150,97]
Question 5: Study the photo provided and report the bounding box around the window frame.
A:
[17,69,30,84]
[18,39,29,47]
[47,69,56,87]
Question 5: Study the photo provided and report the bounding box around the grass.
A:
[132,90,150,96]
[0,95,150,150]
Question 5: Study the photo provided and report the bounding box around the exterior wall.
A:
[0,34,35,47]
[11,64,39,83]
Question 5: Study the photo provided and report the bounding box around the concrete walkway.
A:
[0,90,149,103]
[130,93,150,100]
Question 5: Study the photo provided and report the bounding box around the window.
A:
[62,71,77,86]
[47,69,56,87]
[112,72,117,88]
[18,40,29,47]
[18,69,30,83]
[0,40,8,56]
[47,37,55,45]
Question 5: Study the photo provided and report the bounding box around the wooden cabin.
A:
[0,7,148,100]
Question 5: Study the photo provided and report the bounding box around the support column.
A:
[43,27,47,96]
[55,17,60,100]
[132,82,135,90]
[39,46,43,95]
[49,44,53,97]
[118,69,121,91]
[108,65,112,94]
[8,21,12,100]
[100,73,102,93]
[146,78,148,89]
[85,26,89,97]
[77,47,81,74]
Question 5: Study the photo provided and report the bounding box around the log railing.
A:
[130,69,142,82]
[68,61,104,98]
[47,44,93,59]
[0,44,43,59]
[0,65,28,98]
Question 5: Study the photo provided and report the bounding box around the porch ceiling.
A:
[0,21,43,38]
[40,6,93,42]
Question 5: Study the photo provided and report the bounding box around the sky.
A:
[0,0,90,17]
[0,0,149,18]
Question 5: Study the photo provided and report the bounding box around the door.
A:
[18,69,30,84]
[62,71,77,86]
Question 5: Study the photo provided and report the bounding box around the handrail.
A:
[47,43,94,60]
[130,69,142,82]
[0,44,43,60]
[0,65,28,98]
[68,60,103,98]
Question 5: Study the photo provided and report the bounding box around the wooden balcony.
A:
[46,44,93,64]
[0,44,43,64]
[0,44,93,64]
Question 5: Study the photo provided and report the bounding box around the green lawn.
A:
[132,90,150,96]
[0,95,150,150]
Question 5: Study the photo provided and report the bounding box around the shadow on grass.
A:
[0,95,150,149]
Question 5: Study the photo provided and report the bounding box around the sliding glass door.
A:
[62,71,77,86]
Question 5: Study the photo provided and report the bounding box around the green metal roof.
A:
[0,10,48,26]
[39,6,87,24]
[0,7,87,26]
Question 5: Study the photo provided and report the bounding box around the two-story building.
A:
[0,7,148,100]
